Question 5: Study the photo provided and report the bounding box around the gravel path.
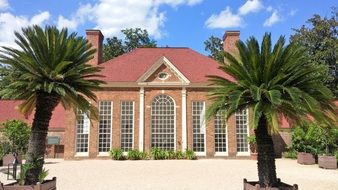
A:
[1,158,337,190]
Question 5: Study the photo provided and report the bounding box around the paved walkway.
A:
[1,158,337,190]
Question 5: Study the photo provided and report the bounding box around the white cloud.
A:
[0,11,50,48]
[263,9,281,27]
[238,0,263,15]
[205,6,243,29]
[289,9,297,16]
[57,0,203,39]
[0,0,9,10]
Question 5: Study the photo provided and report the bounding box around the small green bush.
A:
[109,149,124,160]
[175,151,185,159]
[127,149,142,160]
[283,149,297,159]
[1,119,31,155]
[151,148,165,160]
[185,149,196,160]
[140,151,150,160]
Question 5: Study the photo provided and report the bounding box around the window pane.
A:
[121,101,134,152]
[98,101,112,153]
[151,95,175,150]
[192,101,205,152]
[76,110,89,153]
[215,111,227,152]
[236,109,249,152]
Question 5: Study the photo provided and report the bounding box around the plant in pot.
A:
[317,127,338,169]
[0,25,104,186]
[207,33,336,189]
[292,124,317,165]
[247,135,257,160]
[2,157,56,190]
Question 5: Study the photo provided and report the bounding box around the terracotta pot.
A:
[251,153,258,160]
[243,178,298,190]
[297,152,315,165]
[318,155,337,169]
[1,177,56,190]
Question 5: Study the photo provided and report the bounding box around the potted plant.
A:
[2,158,57,190]
[292,125,316,165]
[248,135,258,160]
[317,127,337,169]
[207,33,336,189]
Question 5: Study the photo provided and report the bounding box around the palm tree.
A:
[207,33,337,187]
[0,25,104,185]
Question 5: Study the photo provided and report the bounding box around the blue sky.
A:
[0,0,336,54]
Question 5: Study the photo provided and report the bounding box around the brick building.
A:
[0,30,292,159]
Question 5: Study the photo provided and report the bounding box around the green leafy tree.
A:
[0,65,20,96]
[1,119,31,155]
[204,35,224,62]
[103,28,157,61]
[290,7,338,97]
[0,25,104,184]
[207,33,336,187]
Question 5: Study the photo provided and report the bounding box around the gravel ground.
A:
[1,158,337,190]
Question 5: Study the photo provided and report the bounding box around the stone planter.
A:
[243,178,298,190]
[297,152,315,165]
[1,177,56,190]
[318,155,337,169]
[251,153,258,160]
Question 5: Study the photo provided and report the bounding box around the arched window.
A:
[151,95,175,150]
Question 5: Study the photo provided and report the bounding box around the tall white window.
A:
[236,109,249,154]
[76,110,90,154]
[121,101,134,152]
[98,101,112,153]
[151,95,175,150]
[192,101,205,154]
[215,111,227,154]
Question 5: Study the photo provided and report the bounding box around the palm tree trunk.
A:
[25,92,60,185]
[255,115,278,187]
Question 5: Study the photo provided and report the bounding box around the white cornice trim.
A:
[136,56,190,84]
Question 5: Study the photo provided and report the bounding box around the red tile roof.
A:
[0,100,65,130]
[100,47,234,83]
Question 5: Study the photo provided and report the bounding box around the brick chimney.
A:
[223,30,240,56]
[86,30,104,65]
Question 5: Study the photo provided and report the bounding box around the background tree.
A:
[204,35,224,62]
[103,28,157,61]
[0,25,104,185]
[1,119,30,155]
[290,7,338,97]
[207,33,336,187]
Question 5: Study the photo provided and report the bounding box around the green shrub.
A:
[167,150,176,159]
[283,149,297,159]
[140,152,150,160]
[109,149,124,160]
[175,151,185,159]
[1,120,31,155]
[185,149,196,160]
[151,148,165,160]
[127,149,142,160]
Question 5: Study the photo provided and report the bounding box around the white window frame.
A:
[98,101,113,156]
[120,101,135,153]
[214,112,229,156]
[192,101,206,156]
[236,108,250,156]
[151,95,176,151]
[75,110,90,157]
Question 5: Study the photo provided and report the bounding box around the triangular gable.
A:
[137,56,190,84]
